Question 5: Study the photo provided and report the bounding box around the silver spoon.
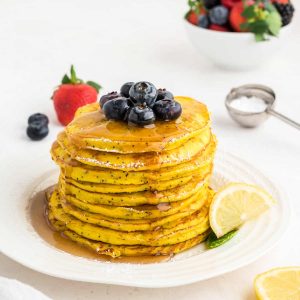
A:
[225,84,300,130]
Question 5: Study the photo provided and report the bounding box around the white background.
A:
[0,0,300,299]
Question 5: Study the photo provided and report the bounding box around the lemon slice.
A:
[209,183,275,238]
[254,267,300,300]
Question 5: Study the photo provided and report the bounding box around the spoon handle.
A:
[268,109,300,130]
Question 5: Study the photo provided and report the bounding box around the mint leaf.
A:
[255,33,266,42]
[61,74,71,84]
[206,230,238,249]
[248,20,269,34]
[240,22,249,31]
[265,2,276,13]
[242,5,256,19]
[86,81,102,93]
[266,11,282,36]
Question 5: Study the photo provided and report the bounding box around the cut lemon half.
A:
[254,267,300,300]
[209,183,275,238]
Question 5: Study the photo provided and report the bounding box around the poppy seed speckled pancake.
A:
[58,172,211,206]
[67,97,211,153]
[47,95,216,258]
[56,130,212,171]
[51,136,216,185]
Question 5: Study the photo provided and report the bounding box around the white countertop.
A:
[0,0,300,299]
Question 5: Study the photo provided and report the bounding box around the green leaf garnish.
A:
[255,33,266,42]
[239,1,283,42]
[206,230,238,249]
[248,20,269,34]
[86,81,102,93]
[242,5,256,19]
[266,11,282,36]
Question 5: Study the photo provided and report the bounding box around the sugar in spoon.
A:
[225,84,300,130]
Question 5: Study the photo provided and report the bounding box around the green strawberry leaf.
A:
[188,0,195,9]
[206,230,238,249]
[86,81,102,93]
[70,65,77,83]
[266,11,282,36]
[61,74,71,84]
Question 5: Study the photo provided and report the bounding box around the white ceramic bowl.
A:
[184,19,291,70]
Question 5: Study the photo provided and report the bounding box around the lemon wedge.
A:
[254,267,300,300]
[209,183,275,238]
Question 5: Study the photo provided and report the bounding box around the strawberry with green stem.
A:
[52,65,102,126]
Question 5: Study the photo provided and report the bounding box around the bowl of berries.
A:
[184,0,294,70]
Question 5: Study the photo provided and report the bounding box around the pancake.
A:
[51,137,216,185]
[56,129,212,171]
[49,192,210,246]
[51,188,214,232]
[49,220,210,257]
[59,171,211,206]
[68,97,211,153]
[52,184,209,220]
[62,174,193,193]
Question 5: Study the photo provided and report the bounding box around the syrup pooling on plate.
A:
[66,97,211,153]
[29,188,172,264]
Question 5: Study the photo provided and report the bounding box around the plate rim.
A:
[0,150,291,288]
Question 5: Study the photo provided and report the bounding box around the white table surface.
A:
[0,0,300,299]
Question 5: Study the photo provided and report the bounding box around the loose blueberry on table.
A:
[27,113,49,141]
[100,81,182,126]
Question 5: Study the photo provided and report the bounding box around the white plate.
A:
[0,151,290,288]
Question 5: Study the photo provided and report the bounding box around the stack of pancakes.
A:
[48,96,217,258]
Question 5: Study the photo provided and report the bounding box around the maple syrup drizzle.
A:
[28,188,171,264]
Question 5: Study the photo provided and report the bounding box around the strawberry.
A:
[187,11,199,25]
[209,24,230,31]
[229,2,247,32]
[272,0,289,4]
[221,0,241,9]
[52,66,101,126]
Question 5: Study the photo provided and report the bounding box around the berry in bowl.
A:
[184,0,294,70]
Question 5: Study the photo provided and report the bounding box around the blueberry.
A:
[129,81,157,107]
[204,0,220,9]
[99,91,119,108]
[103,97,130,121]
[156,88,174,101]
[28,113,49,126]
[128,106,155,126]
[120,82,134,97]
[27,121,49,141]
[209,5,229,25]
[198,14,210,28]
[153,99,182,121]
